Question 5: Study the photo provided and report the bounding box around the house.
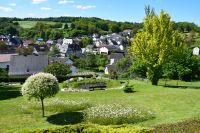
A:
[193,47,199,55]
[56,43,68,56]
[67,43,82,57]
[120,29,132,37]
[29,44,48,55]
[46,40,55,48]
[8,54,48,76]
[99,47,109,54]
[65,59,73,65]
[104,53,124,74]
[99,45,121,55]
[109,53,124,65]
[7,36,22,46]
[0,54,17,69]
[105,65,115,75]
[57,39,63,44]
[49,57,73,64]
[56,38,73,57]
[23,40,34,46]
[0,35,6,41]
[56,39,82,57]
[70,65,77,74]
[63,38,73,45]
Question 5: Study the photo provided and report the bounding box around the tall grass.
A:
[84,104,155,125]
[23,98,91,113]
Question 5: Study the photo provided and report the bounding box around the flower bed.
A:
[84,104,155,125]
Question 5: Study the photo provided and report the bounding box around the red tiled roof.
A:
[0,54,17,63]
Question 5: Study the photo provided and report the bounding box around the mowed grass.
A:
[1,80,200,132]
[16,21,65,29]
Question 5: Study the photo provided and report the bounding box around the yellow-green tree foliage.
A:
[129,8,184,85]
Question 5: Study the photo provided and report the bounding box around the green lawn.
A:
[1,80,200,132]
[16,21,65,29]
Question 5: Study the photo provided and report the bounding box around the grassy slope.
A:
[1,80,200,132]
[16,21,65,29]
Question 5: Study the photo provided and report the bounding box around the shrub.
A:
[83,104,155,125]
[70,82,79,88]
[123,81,134,93]
[0,68,8,78]
[25,124,153,133]
[21,72,59,117]
[44,62,71,78]
[123,86,134,93]
[60,81,68,88]
[65,78,121,89]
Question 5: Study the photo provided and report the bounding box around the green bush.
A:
[0,76,27,83]
[123,81,134,93]
[60,78,122,90]
[83,104,155,125]
[44,62,71,77]
[25,124,153,133]
[70,82,79,88]
[60,81,68,88]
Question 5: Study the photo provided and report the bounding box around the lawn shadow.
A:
[160,85,200,89]
[0,84,20,91]
[0,90,21,100]
[46,112,84,125]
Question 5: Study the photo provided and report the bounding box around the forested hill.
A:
[0,16,200,40]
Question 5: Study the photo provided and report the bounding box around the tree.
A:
[44,62,71,77]
[0,41,7,52]
[163,48,200,84]
[114,57,132,79]
[185,31,196,47]
[0,68,8,77]
[5,25,18,35]
[64,23,68,29]
[21,73,59,117]
[96,54,108,67]
[85,54,96,68]
[16,46,33,55]
[129,7,184,85]
[48,45,60,57]
[110,23,120,33]
[80,37,93,48]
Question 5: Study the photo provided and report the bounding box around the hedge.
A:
[153,118,200,133]
[0,74,94,83]
[21,124,153,133]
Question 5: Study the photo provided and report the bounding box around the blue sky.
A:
[0,0,199,25]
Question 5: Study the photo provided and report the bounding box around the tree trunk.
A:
[151,78,159,85]
[165,79,167,86]
[147,68,160,86]
[176,80,179,87]
[41,98,44,117]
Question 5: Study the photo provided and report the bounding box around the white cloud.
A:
[9,3,16,7]
[40,7,51,11]
[58,0,74,5]
[32,0,47,4]
[0,6,13,12]
[28,13,35,17]
[75,5,96,10]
